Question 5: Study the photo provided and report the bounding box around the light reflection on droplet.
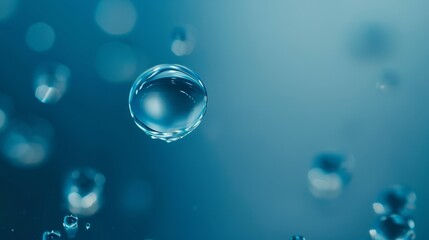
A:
[376,70,399,93]
[25,22,55,52]
[0,0,19,21]
[85,223,90,230]
[373,185,416,217]
[308,152,354,199]
[1,117,53,168]
[95,41,137,83]
[63,214,78,238]
[171,26,196,56]
[34,62,70,104]
[95,0,137,35]
[64,168,105,217]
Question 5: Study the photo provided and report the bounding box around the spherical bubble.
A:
[376,70,400,93]
[63,214,78,238]
[95,41,137,83]
[373,185,416,217]
[0,93,13,133]
[129,64,208,142]
[42,230,61,240]
[25,22,55,52]
[0,0,19,21]
[171,26,196,56]
[369,214,415,240]
[350,23,393,61]
[95,0,137,35]
[1,117,53,168]
[64,168,105,217]
[290,235,306,240]
[34,62,70,104]
[308,152,353,199]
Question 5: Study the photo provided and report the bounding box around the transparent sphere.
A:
[373,185,416,217]
[290,235,306,240]
[308,152,353,199]
[25,22,55,52]
[95,0,137,35]
[64,168,106,216]
[171,26,196,56]
[63,214,78,238]
[85,222,91,230]
[376,70,399,93]
[129,64,208,142]
[42,230,61,240]
[1,117,53,168]
[34,62,70,104]
[369,214,415,240]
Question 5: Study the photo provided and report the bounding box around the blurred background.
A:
[0,0,428,239]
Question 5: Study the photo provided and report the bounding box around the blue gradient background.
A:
[1,0,429,239]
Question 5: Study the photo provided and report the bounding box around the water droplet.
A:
[95,0,137,35]
[64,168,105,216]
[369,214,415,240]
[373,185,416,217]
[63,214,78,238]
[0,93,13,133]
[42,230,61,240]
[308,152,353,199]
[171,26,196,56]
[290,235,306,240]
[1,117,53,168]
[95,41,137,83]
[0,0,18,21]
[376,70,399,93]
[129,64,208,142]
[350,23,393,61]
[26,22,55,52]
[34,62,70,104]
[85,223,91,230]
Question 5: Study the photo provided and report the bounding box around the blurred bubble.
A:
[0,93,13,133]
[95,41,137,83]
[34,62,70,104]
[42,230,61,240]
[63,214,78,238]
[85,223,90,230]
[94,0,137,35]
[1,116,53,168]
[64,168,105,217]
[350,23,393,61]
[290,235,306,240]
[171,26,196,56]
[0,0,19,21]
[120,180,153,216]
[25,22,55,52]
[376,70,400,93]
[129,64,208,142]
[369,214,415,240]
[308,152,354,199]
[373,185,416,217]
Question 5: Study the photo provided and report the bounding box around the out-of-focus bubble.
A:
[95,41,137,83]
[369,214,415,240]
[0,0,19,21]
[0,93,13,133]
[42,230,61,240]
[129,64,208,142]
[373,185,416,217]
[85,223,90,230]
[63,214,78,238]
[308,152,353,199]
[120,180,153,216]
[95,0,137,35]
[350,23,393,61]
[64,168,105,217]
[376,70,399,93]
[1,117,53,168]
[34,62,70,104]
[290,235,306,240]
[171,26,196,56]
[25,22,55,52]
